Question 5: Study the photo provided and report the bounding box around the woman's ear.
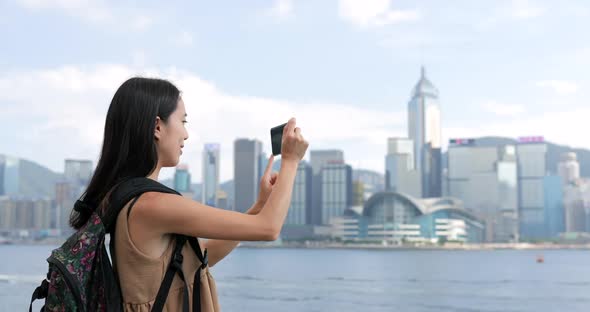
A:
[154,116,162,141]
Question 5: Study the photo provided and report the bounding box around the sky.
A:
[0,0,589,182]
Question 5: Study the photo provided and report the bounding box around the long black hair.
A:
[69,77,181,229]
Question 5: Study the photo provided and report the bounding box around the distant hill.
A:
[353,169,385,191]
[443,137,590,177]
[1,154,63,198]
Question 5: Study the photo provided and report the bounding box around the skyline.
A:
[2,132,585,187]
[1,0,589,182]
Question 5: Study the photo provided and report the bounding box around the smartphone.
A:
[271,123,287,156]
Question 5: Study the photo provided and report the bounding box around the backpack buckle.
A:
[200,249,208,269]
[173,251,183,263]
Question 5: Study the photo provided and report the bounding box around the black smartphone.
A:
[271,123,287,156]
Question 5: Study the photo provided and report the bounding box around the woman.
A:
[69,77,309,311]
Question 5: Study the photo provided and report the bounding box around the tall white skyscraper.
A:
[408,66,442,198]
[202,143,220,207]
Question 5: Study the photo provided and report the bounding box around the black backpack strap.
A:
[103,177,181,311]
[151,236,208,312]
[105,178,179,271]
[104,177,206,312]
[29,278,48,312]
[152,235,190,312]
[188,237,208,312]
[103,177,181,233]
[107,194,142,310]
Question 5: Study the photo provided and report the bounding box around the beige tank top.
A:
[114,199,220,311]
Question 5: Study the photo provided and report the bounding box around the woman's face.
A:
[154,98,189,167]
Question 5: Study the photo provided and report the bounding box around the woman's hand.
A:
[252,155,279,214]
[281,117,309,163]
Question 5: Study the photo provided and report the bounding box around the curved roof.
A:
[363,191,481,223]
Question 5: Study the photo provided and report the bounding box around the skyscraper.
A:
[55,180,74,231]
[385,138,421,197]
[0,155,20,196]
[558,152,580,185]
[447,140,519,242]
[309,150,344,225]
[544,175,565,238]
[321,162,352,225]
[3,198,52,231]
[64,159,93,200]
[234,139,263,213]
[564,180,590,232]
[286,161,312,225]
[217,190,229,210]
[496,145,519,242]
[310,150,344,175]
[408,66,442,198]
[516,136,548,239]
[202,143,220,207]
[0,197,15,230]
[174,164,191,193]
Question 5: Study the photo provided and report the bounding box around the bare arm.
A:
[132,158,299,242]
[256,159,299,235]
[203,137,304,267]
[203,202,262,268]
[131,118,307,244]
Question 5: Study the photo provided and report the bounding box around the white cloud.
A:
[2,66,588,184]
[174,31,194,46]
[132,15,153,31]
[477,0,546,30]
[0,65,404,182]
[17,0,112,23]
[132,50,147,67]
[536,80,579,95]
[267,0,293,20]
[481,100,526,116]
[16,0,154,31]
[573,47,590,65]
[338,0,420,28]
[510,0,545,19]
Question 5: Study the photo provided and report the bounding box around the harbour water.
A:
[2,245,590,311]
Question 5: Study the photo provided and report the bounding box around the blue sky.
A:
[0,0,589,182]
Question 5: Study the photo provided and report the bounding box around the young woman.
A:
[69,77,309,311]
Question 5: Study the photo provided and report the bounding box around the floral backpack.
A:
[29,177,208,312]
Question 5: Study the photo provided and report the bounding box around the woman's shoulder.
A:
[129,191,190,221]
[136,191,184,207]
